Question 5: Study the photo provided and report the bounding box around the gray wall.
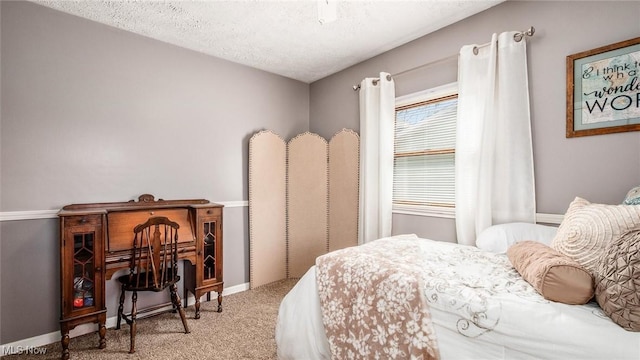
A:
[0,1,308,344]
[309,0,640,240]
[3,0,640,347]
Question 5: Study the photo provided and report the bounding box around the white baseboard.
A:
[0,282,250,355]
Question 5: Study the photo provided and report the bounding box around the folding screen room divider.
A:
[249,129,359,288]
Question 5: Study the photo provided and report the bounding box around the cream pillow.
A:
[508,241,593,304]
[551,197,640,277]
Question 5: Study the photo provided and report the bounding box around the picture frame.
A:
[566,37,640,137]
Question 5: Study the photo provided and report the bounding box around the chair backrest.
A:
[130,216,180,291]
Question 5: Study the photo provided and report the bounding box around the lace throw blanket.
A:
[315,236,440,360]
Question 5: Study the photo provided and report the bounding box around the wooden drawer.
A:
[196,206,222,218]
[106,208,196,252]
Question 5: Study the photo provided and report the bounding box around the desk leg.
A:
[60,330,70,360]
[194,295,202,319]
[192,286,223,318]
[98,314,107,349]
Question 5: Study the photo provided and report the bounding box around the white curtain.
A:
[358,72,396,244]
[455,32,536,246]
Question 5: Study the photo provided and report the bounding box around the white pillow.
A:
[476,222,558,254]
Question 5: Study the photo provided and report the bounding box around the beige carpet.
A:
[4,279,298,360]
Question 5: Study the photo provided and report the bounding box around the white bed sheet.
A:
[276,237,640,360]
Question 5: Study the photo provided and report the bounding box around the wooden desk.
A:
[58,194,223,360]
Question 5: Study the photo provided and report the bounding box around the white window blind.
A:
[393,83,457,216]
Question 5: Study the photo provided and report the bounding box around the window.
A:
[393,83,457,217]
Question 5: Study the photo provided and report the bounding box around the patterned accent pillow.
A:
[551,197,640,277]
[624,186,640,205]
[595,227,640,331]
[508,241,593,304]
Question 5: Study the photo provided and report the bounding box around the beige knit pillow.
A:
[551,197,640,277]
[595,228,640,331]
[508,241,593,304]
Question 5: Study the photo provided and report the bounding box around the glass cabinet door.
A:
[72,232,96,309]
[202,220,217,282]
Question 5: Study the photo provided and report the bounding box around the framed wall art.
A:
[566,37,640,137]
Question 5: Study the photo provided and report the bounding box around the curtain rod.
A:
[352,26,536,91]
[472,26,535,55]
[351,53,459,91]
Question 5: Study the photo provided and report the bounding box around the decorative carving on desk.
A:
[131,194,164,203]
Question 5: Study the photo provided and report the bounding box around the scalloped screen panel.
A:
[287,133,329,278]
[329,130,360,252]
[248,130,359,288]
[248,131,287,289]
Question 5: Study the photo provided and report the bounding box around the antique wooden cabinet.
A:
[59,212,107,360]
[184,205,224,318]
[58,194,224,359]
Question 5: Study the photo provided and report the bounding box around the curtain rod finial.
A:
[514,26,536,42]
[527,26,535,36]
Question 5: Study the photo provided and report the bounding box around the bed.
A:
[276,214,640,360]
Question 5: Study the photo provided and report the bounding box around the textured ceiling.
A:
[34,0,503,83]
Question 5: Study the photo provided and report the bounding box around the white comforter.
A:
[276,235,640,360]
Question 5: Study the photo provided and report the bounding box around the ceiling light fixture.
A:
[318,0,337,24]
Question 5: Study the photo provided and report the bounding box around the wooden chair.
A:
[115,216,190,353]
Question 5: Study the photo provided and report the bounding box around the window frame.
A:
[392,82,458,218]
